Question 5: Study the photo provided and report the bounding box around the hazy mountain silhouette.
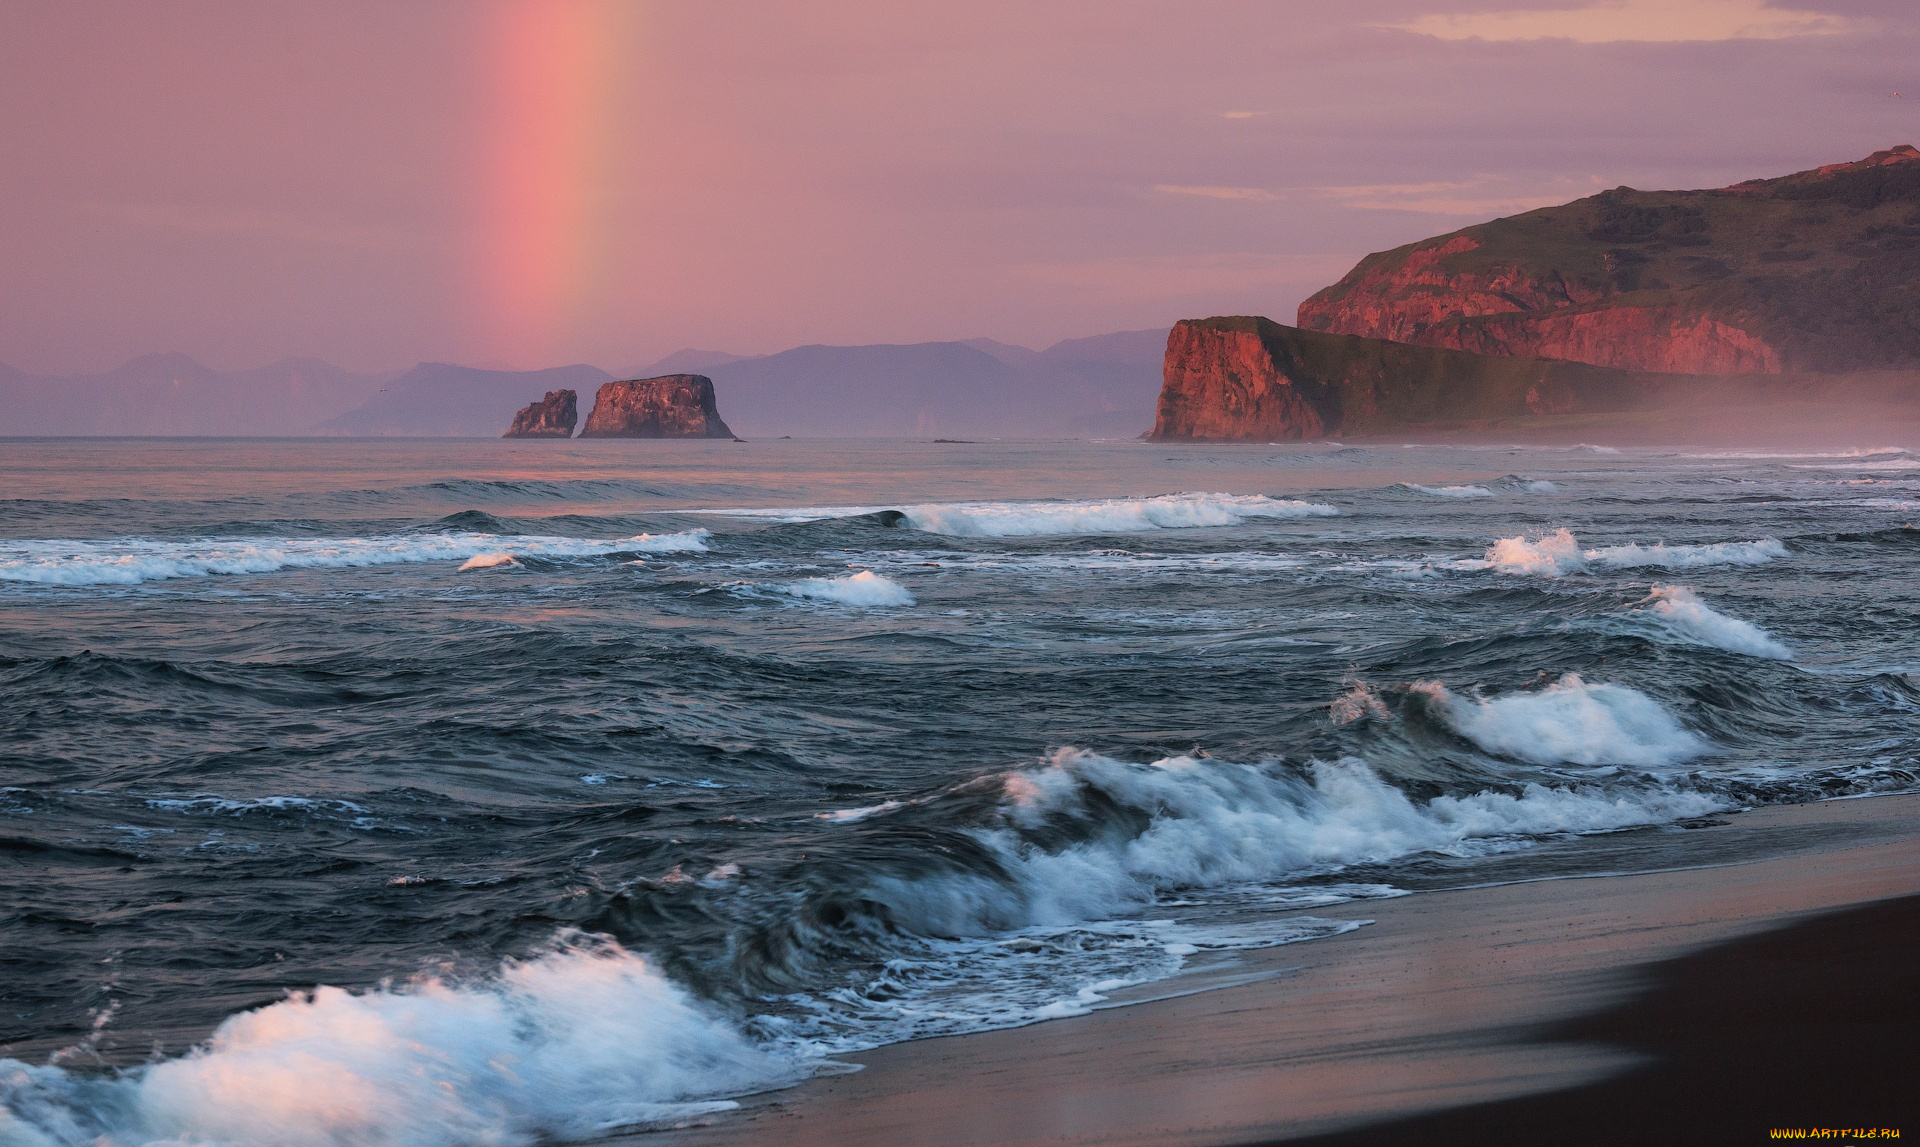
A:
[314,363,615,437]
[1,328,1167,438]
[0,354,389,435]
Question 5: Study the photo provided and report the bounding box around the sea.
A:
[1,436,1916,1145]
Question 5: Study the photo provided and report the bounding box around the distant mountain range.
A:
[0,329,1166,438]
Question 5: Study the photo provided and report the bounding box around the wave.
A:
[1794,457,1920,471]
[1412,674,1709,767]
[0,747,1744,1143]
[772,571,915,607]
[1484,528,1787,576]
[1406,484,1494,498]
[1634,585,1792,660]
[0,530,710,586]
[745,748,1732,1053]
[695,493,1337,537]
[0,940,796,1147]
[1686,447,1910,460]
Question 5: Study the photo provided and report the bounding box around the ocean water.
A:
[2,437,1917,1146]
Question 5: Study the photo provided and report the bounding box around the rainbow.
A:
[474,0,630,367]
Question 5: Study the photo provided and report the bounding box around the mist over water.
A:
[2,438,1917,1145]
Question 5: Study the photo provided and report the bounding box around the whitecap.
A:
[694,493,1337,537]
[0,939,799,1147]
[458,552,517,571]
[1483,528,1786,576]
[0,530,711,586]
[773,570,915,607]
[1413,674,1709,767]
[1634,585,1792,660]
[1407,484,1494,498]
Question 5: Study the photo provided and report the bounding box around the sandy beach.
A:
[643,793,1920,1147]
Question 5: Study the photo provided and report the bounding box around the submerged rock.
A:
[503,389,578,438]
[579,375,735,439]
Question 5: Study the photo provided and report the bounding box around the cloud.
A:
[1154,175,1605,217]
[1014,252,1361,302]
[1153,184,1281,201]
[1219,110,1266,119]
[1380,0,1860,43]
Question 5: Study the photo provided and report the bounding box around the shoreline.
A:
[639,793,1920,1147]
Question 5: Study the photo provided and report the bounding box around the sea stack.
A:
[502,389,578,438]
[578,374,736,439]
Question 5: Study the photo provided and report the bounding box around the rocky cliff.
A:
[502,389,578,438]
[578,374,735,439]
[1298,146,1920,374]
[1148,317,1661,441]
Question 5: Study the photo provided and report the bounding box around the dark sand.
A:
[1276,891,1919,1146]
[638,794,1920,1147]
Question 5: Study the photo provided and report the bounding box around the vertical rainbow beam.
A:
[475,0,626,368]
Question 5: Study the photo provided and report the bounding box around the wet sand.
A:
[640,794,1920,1147]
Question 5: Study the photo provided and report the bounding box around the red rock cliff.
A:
[503,389,578,438]
[1297,145,1920,374]
[578,375,736,439]
[1150,322,1328,441]
[1148,317,1663,441]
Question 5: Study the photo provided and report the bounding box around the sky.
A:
[2,0,1917,374]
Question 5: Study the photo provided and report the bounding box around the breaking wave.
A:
[1407,484,1494,498]
[0,531,710,586]
[1413,675,1710,767]
[0,941,794,1147]
[693,494,1337,536]
[1484,528,1787,576]
[1633,585,1792,660]
[0,747,1737,1147]
[773,570,915,607]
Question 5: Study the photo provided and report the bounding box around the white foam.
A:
[1687,447,1909,460]
[0,940,798,1147]
[1483,528,1787,576]
[816,800,907,823]
[1636,585,1792,660]
[695,494,1337,536]
[901,494,1337,537]
[773,750,1725,1053]
[773,570,915,607]
[1408,484,1494,498]
[959,750,1723,931]
[1794,457,1920,471]
[458,552,517,571]
[1414,674,1709,767]
[1589,537,1788,570]
[1485,528,1585,575]
[0,531,711,586]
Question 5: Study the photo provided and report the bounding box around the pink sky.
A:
[2,0,1916,373]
